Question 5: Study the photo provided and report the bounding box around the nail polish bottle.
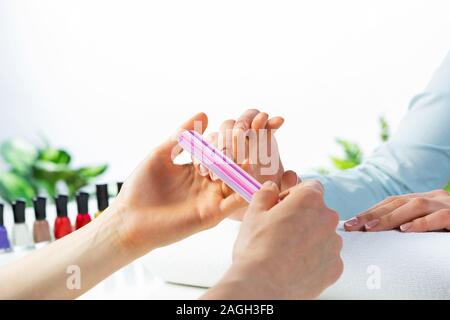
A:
[0,204,12,253]
[75,192,91,229]
[54,195,73,240]
[32,197,52,246]
[12,200,34,250]
[94,184,109,218]
[117,182,123,195]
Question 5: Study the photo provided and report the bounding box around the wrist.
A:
[101,203,157,260]
[203,258,280,300]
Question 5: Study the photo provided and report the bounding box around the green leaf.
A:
[379,115,390,142]
[38,148,71,164]
[77,164,108,178]
[0,171,36,205]
[0,139,37,175]
[335,139,363,164]
[330,157,359,170]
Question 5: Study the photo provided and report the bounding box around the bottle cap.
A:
[12,200,26,224]
[117,182,123,195]
[56,195,69,217]
[33,197,47,221]
[0,203,4,226]
[96,184,109,212]
[76,192,89,214]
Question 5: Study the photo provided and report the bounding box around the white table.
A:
[0,250,207,300]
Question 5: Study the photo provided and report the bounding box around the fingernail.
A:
[199,164,208,176]
[400,222,412,232]
[365,219,380,230]
[211,172,219,181]
[344,218,359,227]
[262,181,276,189]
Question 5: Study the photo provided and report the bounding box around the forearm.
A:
[0,206,139,299]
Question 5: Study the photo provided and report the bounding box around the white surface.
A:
[2,219,450,299]
[1,0,450,181]
[0,251,206,300]
[143,220,450,300]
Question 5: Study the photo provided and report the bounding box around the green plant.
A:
[330,139,363,170]
[0,138,107,206]
[445,182,450,193]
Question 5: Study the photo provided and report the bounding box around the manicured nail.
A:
[211,172,219,181]
[199,164,208,176]
[262,181,276,189]
[365,219,380,230]
[344,218,359,227]
[400,222,412,232]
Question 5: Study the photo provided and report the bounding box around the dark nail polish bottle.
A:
[94,184,109,218]
[76,192,91,229]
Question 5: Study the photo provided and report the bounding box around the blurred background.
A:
[1,0,449,192]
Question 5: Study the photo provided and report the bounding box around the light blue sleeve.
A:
[301,52,450,220]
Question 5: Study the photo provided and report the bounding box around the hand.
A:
[112,113,247,256]
[203,180,343,300]
[344,189,450,232]
[197,109,298,219]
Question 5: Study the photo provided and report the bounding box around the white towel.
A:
[142,220,450,299]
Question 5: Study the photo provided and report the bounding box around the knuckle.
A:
[386,195,399,201]
[392,198,408,207]
[327,258,344,284]
[334,234,344,253]
[410,198,428,210]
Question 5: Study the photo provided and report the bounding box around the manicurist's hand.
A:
[113,112,248,255]
[344,189,450,232]
[203,180,344,300]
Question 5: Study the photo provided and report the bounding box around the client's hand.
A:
[113,113,247,256]
[198,109,298,220]
[203,180,343,300]
[344,189,450,232]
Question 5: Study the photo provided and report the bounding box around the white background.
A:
[1,0,449,182]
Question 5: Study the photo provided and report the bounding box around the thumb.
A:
[248,181,280,213]
[155,112,208,159]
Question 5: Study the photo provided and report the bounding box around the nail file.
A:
[177,130,262,203]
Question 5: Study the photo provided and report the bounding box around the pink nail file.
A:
[177,130,262,203]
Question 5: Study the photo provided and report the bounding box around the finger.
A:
[280,170,299,192]
[356,191,437,216]
[363,198,439,232]
[248,181,280,213]
[218,119,235,159]
[219,192,248,218]
[232,109,260,160]
[344,197,410,231]
[400,209,450,232]
[266,116,285,130]
[251,112,269,130]
[297,179,325,195]
[156,112,208,159]
[206,132,219,180]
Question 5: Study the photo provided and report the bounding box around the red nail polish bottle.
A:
[54,195,73,240]
[75,192,91,230]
